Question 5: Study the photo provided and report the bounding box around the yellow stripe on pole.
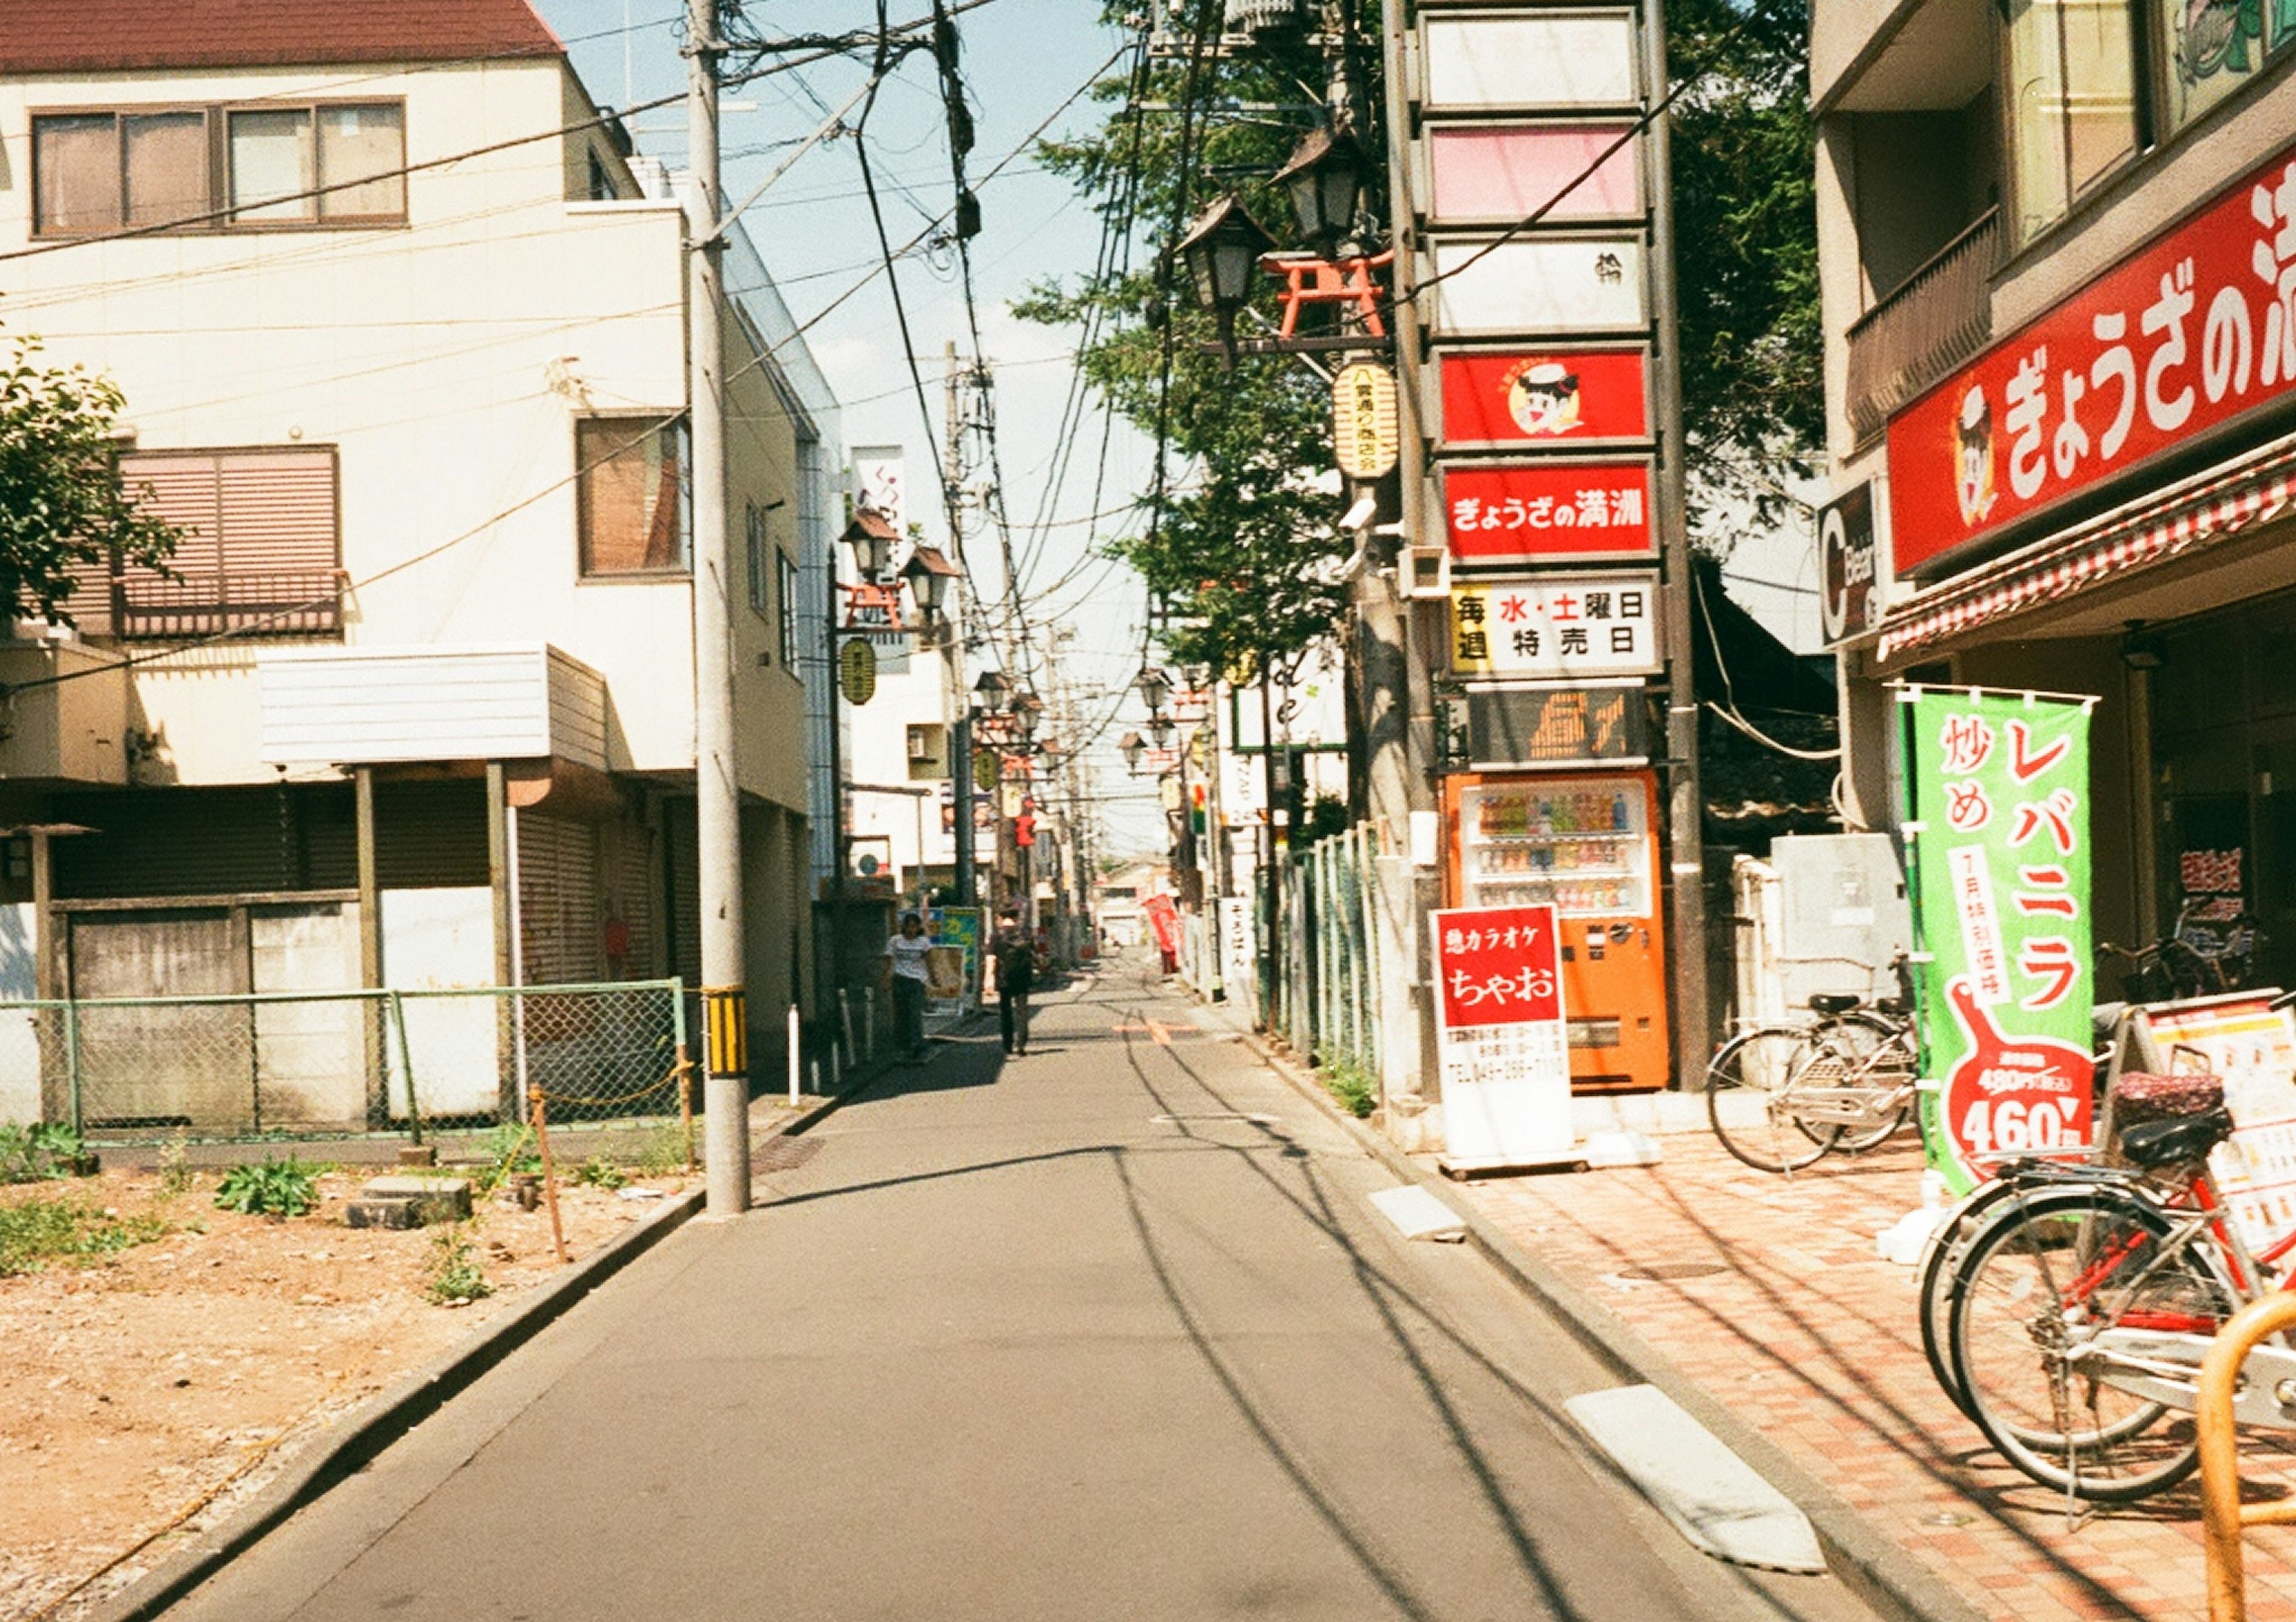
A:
[703,985,748,1079]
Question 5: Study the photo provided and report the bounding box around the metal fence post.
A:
[387,990,423,1145]
[64,1001,83,1137]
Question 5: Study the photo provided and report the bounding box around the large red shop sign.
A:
[1889,146,2296,576]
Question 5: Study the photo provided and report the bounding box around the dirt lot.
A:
[0,1154,694,1621]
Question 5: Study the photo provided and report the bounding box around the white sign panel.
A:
[1449,572,1661,679]
[1422,14,1639,109]
[851,444,906,529]
[1219,896,1257,1010]
[1431,239,1646,336]
[1431,904,1574,1165]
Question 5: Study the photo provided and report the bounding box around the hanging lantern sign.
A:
[838,637,877,705]
[1332,360,1400,480]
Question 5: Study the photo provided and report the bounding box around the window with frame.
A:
[2155,0,2296,133]
[777,551,801,671]
[745,503,770,617]
[66,448,342,639]
[2003,0,2141,243]
[576,417,691,576]
[31,102,405,235]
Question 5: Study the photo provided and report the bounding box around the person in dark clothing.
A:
[990,908,1036,1056]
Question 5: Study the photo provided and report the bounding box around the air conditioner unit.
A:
[907,724,941,763]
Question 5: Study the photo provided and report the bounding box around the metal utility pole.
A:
[687,0,749,1217]
[1641,8,1711,1088]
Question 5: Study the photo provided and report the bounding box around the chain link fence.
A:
[0,979,689,1144]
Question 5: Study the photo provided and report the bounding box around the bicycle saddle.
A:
[1808,993,1863,1015]
[2118,1109,2233,1169]
[1874,995,1912,1017]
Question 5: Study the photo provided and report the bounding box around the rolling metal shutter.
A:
[516,810,601,986]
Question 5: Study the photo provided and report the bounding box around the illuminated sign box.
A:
[1440,462,1656,563]
[1426,126,1641,226]
[1448,571,1662,679]
[1422,13,1639,109]
[1437,348,1651,448]
[1442,686,1651,769]
[1430,238,1646,336]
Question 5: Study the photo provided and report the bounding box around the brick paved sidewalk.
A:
[1448,1130,2296,1622]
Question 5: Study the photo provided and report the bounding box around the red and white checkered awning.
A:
[1876,432,2296,662]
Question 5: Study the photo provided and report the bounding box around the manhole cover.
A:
[1618,1262,1729,1282]
[753,1135,822,1174]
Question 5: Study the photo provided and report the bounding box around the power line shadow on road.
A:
[1107,1004,1852,1622]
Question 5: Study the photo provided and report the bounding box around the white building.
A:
[0,0,838,1128]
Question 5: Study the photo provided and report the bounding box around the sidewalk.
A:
[1448,1128,2296,1622]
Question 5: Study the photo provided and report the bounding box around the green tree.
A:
[1667,0,1821,534]
[0,326,178,625]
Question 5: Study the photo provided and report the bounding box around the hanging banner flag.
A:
[1430,904,1574,1166]
[1902,686,2097,1193]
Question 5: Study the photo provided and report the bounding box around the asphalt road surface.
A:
[161,955,1882,1622]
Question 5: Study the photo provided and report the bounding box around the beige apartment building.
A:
[1814,0,2296,983]
[0,0,838,1128]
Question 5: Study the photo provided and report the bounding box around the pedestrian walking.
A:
[883,912,932,1063]
[990,907,1036,1056]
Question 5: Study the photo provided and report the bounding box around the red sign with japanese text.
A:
[1441,462,1655,564]
[1888,145,2296,576]
[1431,903,1573,1163]
[1437,349,1652,448]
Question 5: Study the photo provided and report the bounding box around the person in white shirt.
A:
[883,912,933,1062]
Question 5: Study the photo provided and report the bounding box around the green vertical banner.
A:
[1902,687,2096,1193]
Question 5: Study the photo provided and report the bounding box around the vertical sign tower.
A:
[1385,0,1705,1092]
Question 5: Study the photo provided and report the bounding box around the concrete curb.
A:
[84,1090,853,1622]
[1233,1025,1986,1622]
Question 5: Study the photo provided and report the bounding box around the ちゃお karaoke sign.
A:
[1903,687,2096,1193]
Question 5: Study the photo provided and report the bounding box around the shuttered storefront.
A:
[53,784,357,899]
[375,778,490,889]
[665,797,701,988]
[517,810,602,986]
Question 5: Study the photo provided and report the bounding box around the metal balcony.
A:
[1844,208,2001,445]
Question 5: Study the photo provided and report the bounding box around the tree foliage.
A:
[0,326,176,627]
[1667,0,1822,533]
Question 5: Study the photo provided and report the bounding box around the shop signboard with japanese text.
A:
[1442,463,1654,563]
[1449,572,1660,679]
[1431,905,1574,1163]
[1437,349,1651,449]
[1888,145,2296,576]
[1903,689,2096,1193]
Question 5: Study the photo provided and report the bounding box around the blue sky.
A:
[536,0,1170,848]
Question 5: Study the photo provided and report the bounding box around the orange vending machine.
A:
[1442,769,1669,1091]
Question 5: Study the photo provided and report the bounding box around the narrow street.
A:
[158,960,1877,1622]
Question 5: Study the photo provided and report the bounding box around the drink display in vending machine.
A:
[1442,769,1668,1091]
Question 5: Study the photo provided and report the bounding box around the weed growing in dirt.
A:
[474,1125,539,1196]
[570,1156,627,1191]
[158,1132,195,1196]
[634,1121,690,1177]
[213,1157,322,1217]
[1317,1051,1378,1119]
[423,1225,492,1305]
[0,1123,94,1183]
[0,1199,166,1276]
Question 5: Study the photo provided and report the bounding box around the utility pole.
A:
[686,0,749,1217]
[944,345,976,909]
[1642,8,1711,1088]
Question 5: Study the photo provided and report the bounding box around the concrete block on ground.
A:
[350,1175,472,1228]
[1368,1184,1467,1242]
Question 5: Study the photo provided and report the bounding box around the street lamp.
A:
[841,509,898,582]
[1147,713,1174,750]
[973,667,1010,714]
[1135,665,1172,716]
[1174,194,1274,364]
[900,545,962,628]
[1120,731,1146,774]
[1274,127,1368,254]
[1011,691,1042,742]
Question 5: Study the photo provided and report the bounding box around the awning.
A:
[1875,431,2296,661]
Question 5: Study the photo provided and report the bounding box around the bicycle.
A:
[1705,957,1919,1174]
[1932,1036,2296,1504]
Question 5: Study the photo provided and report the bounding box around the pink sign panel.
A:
[1428,126,1639,223]
[1442,462,1656,563]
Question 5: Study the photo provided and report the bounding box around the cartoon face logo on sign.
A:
[1506,361,1583,436]
[1954,385,1996,528]
[1940,976,2093,1164]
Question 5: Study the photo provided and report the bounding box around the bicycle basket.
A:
[2109,1070,2225,1126]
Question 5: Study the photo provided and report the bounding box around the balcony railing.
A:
[116,570,344,640]
[1844,208,2001,445]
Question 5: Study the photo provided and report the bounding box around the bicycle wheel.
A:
[1919,1180,2028,1420]
[1950,1186,2229,1502]
[1814,1011,1916,1154]
[1706,1027,1840,1173]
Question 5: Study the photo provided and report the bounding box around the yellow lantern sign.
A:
[1332,360,1400,481]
